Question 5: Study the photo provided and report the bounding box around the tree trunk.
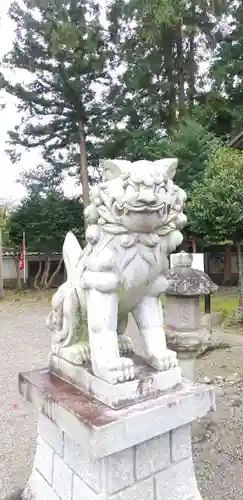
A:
[192,237,197,253]
[164,34,176,129]
[223,244,232,283]
[34,255,42,290]
[40,257,49,289]
[177,24,185,117]
[47,257,63,289]
[235,241,243,308]
[79,120,90,209]
[43,256,51,289]
[188,4,196,115]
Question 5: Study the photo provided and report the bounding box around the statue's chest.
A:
[90,232,165,291]
[117,243,159,290]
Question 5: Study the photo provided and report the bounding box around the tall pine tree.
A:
[102,0,227,192]
[0,0,110,205]
[105,0,228,136]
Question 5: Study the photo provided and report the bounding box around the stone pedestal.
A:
[50,352,181,409]
[19,369,215,500]
[177,357,197,382]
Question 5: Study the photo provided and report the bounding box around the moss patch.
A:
[163,291,239,323]
[2,489,23,500]
[2,289,53,304]
[199,295,239,320]
[74,312,89,342]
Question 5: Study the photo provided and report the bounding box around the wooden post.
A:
[192,236,197,254]
[236,241,243,309]
[204,251,211,314]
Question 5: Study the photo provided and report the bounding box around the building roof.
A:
[228,129,243,149]
[3,250,61,257]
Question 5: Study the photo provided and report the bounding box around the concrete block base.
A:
[19,369,215,500]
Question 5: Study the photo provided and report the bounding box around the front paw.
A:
[145,349,178,372]
[93,357,135,384]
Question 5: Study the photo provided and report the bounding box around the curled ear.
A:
[154,158,178,179]
[102,160,121,180]
[102,159,131,180]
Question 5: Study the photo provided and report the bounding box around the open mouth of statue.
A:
[112,201,167,217]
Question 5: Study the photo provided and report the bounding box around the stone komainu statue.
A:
[46,158,187,384]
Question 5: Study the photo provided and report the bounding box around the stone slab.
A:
[201,311,223,328]
[50,353,182,409]
[19,368,215,459]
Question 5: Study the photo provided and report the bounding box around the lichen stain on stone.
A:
[167,400,178,408]
[137,375,154,396]
[2,489,23,500]
[19,369,119,428]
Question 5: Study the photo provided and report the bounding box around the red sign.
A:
[19,237,25,270]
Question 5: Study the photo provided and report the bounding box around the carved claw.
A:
[93,357,135,385]
[118,335,134,356]
[57,342,90,365]
[78,343,91,363]
[144,349,178,372]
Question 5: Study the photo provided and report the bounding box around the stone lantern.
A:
[164,251,218,381]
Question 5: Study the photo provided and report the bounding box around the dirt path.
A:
[1,299,243,498]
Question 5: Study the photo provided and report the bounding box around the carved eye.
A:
[133,174,142,184]
[155,174,163,184]
[116,207,124,216]
[121,171,129,180]
[113,204,124,217]
[158,186,166,196]
[128,180,139,191]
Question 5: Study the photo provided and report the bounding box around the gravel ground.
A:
[0,298,50,498]
[1,299,243,499]
[194,341,243,500]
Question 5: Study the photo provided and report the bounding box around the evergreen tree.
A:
[0,0,110,205]
[209,2,243,138]
[187,147,243,308]
[18,164,64,198]
[8,193,84,288]
[101,118,220,195]
[105,0,229,135]
[100,0,229,196]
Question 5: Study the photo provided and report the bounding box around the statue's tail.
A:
[63,231,87,311]
[46,232,84,346]
[63,231,83,284]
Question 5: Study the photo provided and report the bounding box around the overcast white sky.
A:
[0,1,26,202]
[0,1,79,203]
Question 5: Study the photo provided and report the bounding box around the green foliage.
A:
[0,201,13,248]
[101,0,230,196]
[18,164,64,198]
[106,0,229,136]
[8,194,84,253]
[159,119,221,193]
[208,3,243,138]
[187,148,243,244]
[103,118,220,194]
